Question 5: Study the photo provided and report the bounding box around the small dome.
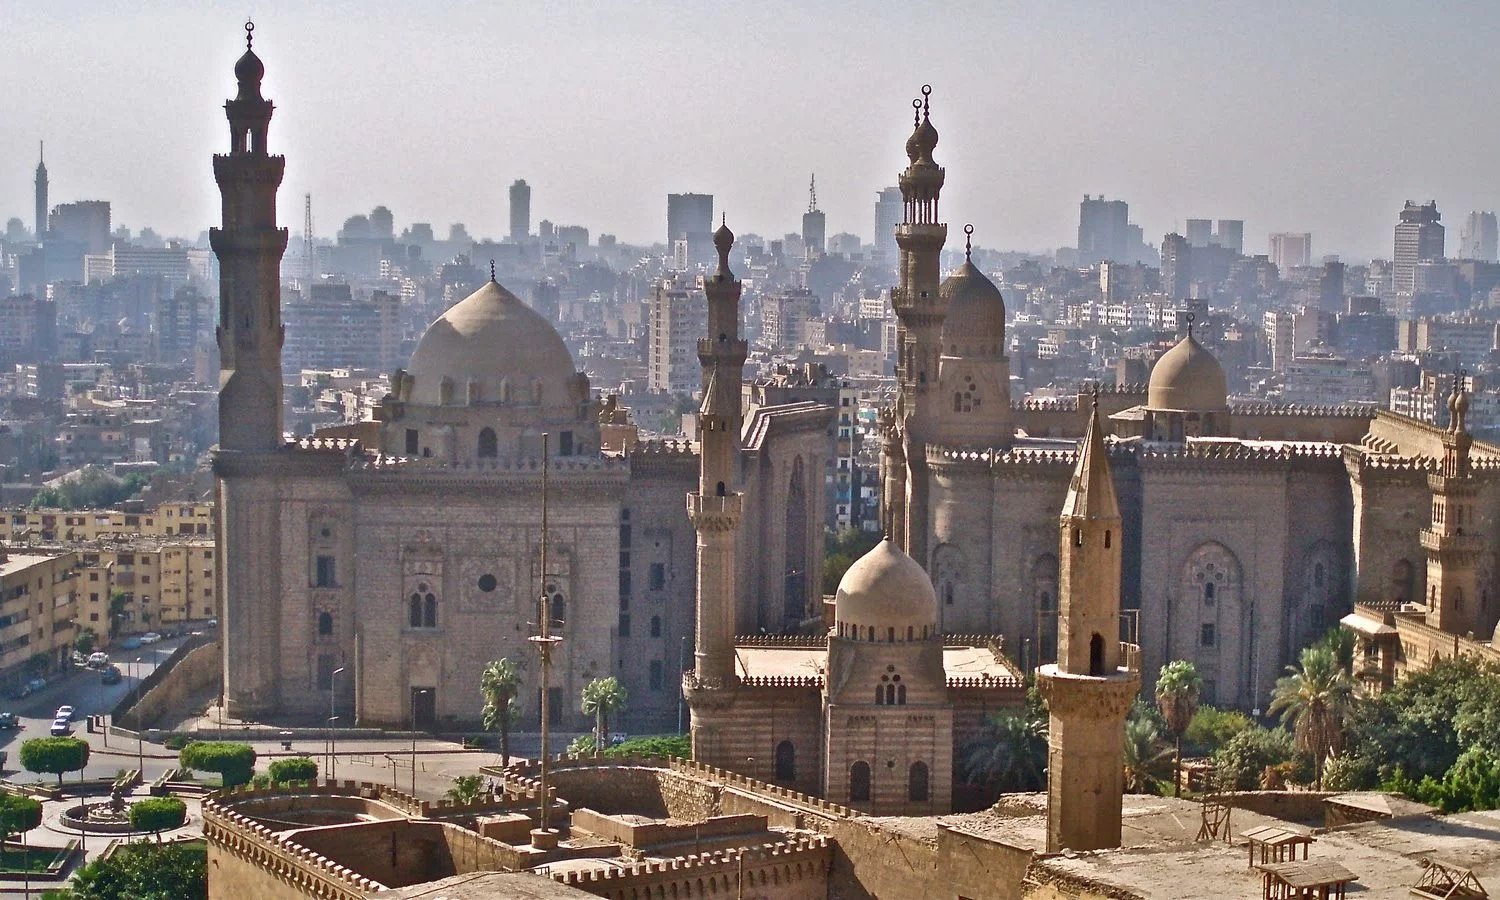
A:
[405,280,577,407]
[234,48,264,84]
[835,539,937,638]
[906,115,939,164]
[940,260,1005,356]
[1147,331,1227,411]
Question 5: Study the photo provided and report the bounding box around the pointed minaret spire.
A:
[1062,387,1120,521]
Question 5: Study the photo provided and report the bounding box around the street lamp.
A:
[409,688,431,796]
[328,667,345,780]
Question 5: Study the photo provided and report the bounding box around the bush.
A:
[267,757,318,784]
[129,797,186,834]
[1212,727,1295,790]
[0,791,42,845]
[179,742,256,788]
[19,737,90,787]
[607,734,692,759]
[1183,706,1254,757]
[162,734,191,751]
[1321,752,1378,792]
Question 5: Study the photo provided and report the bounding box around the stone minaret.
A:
[1422,379,1481,636]
[889,86,948,567]
[685,220,746,759]
[1038,391,1140,852]
[211,22,290,720]
[34,142,47,243]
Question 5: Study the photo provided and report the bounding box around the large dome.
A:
[835,539,937,641]
[405,280,577,407]
[940,260,1005,357]
[1147,332,1227,412]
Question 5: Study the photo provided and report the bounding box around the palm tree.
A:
[1268,645,1356,788]
[581,677,628,750]
[1123,708,1175,795]
[445,774,486,805]
[1155,660,1202,797]
[960,711,1047,793]
[479,658,521,765]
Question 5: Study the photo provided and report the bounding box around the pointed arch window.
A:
[849,761,871,803]
[477,427,497,458]
[317,611,333,636]
[908,761,929,802]
[775,741,795,782]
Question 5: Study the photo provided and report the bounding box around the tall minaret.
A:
[34,142,47,243]
[889,85,948,567]
[1421,378,1481,636]
[1038,391,1140,852]
[211,21,290,720]
[685,219,747,759]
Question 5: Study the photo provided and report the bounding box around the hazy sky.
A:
[4,1,1498,262]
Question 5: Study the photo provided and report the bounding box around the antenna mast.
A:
[808,173,818,213]
[528,433,562,848]
[303,193,315,285]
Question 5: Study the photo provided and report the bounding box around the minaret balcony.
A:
[1419,528,1483,556]
[688,491,743,531]
[696,338,747,360]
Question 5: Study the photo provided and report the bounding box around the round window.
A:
[478,574,497,593]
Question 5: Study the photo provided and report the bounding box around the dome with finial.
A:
[714,215,734,257]
[834,539,938,640]
[1147,329,1227,412]
[940,225,1005,356]
[235,21,264,84]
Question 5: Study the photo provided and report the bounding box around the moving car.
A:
[49,717,70,736]
[55,705,74,721]
[140,632,162,644]
[100,666,122,685]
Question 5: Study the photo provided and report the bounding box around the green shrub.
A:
[128,797,187,834]
[1183,706,1254,756]
[162,734,191,751]
[19,737,90,787]
[1212,727,1295,790]
[64,839,207,899]
[0,791,42,845]
[179,742,256,788]
[1321,753,1378,792]
[267,757,318,784]
[606,734,692,759]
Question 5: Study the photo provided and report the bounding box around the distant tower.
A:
[1038,393,1140,852]
[34,142,47,242]
[1421,378,1483,637]
[509,179,531,242]
[1394,201,1444,295]
[684,218,748,761]
[303,193,315,284]
[802,173,825,258]
[886,85,948,566]
[210,21,291,719]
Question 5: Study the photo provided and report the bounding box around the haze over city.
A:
[4,1,1499,258]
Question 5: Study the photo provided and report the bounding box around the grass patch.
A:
[0,843,69,873]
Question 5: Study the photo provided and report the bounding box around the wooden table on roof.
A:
[1243,825,1315,867]
[1258,859,1357,900]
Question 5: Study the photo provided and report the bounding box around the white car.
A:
[49,717,70,736]
[87,652,109,668]
[139,632,162,644]
[56,705,75,721]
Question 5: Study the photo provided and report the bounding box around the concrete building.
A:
[282,283,401,373]
[802,174,825,257]
[0,295,57,367]
[1394,201,1445,295]
[873,186,902,267]
[508,179,530,242]
[49,200,112,254]
[33,143,46,242]
[88,242,192,284]
[1216,219,1244,254]
[1459,211,1497,262]
[666,193,713,264]
[1160,233,1190,300]
[647,276,706,395]
[1282,352,1377,406]
[1078,195,1130,265]
[1184,218,1213,248]
[1269,232,1312,271]
[0,549,79,694]
[760,287,819,352]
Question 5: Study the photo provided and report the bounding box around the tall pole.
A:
[528,433,562,844]
[135,658,143,776]
[329,667,344,780]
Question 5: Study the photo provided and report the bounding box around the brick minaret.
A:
[889,86,947,567]
[685,220,747,759]
[1038,391,1140,852]
[1422,378,1481,635]
[211,22,290,719]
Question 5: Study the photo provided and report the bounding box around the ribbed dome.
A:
[1147,332,1227,411]
[835,539,937,636]
[405,280,577,407]
[940,260,1005,356]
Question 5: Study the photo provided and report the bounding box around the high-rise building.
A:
[1184,218,1213,248]
[1459,211,1497,263]
[801,174,825,258]
[1319,261,1346,312]
[1160,233,1191,300]
[509,179,530,241]
[1394,201,1445,295]
[1216,219,1244,254]
[49,201,111,254]
[368,206,394,241]
[1078,196,1129,265]
[33,142,47,243]
[1269,232,1312,271]
[761,287,820,351]
[666,193,713,263]
[873,187,902,267]
[282,283,401,372]
[0,294,57,366]
[647,275,706,394]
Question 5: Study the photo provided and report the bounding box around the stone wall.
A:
[548,834,830,900]
[1218,790,1332,824]
[122,638,221,730]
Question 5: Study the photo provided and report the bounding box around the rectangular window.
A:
[89,613,98,622]
[618,613,631,636]
[315,555,336,588]
[649,563,666,591]
[559,431,574,456]
[649,660,664,690]
[618,570,631,596]
[405,429,419,455]
[619,551,630,569]
[619,525,631,548]
[1200,623,1216,647]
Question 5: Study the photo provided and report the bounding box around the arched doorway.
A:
[783,456,808,628]
[775,741,795,783]
[849,761,871,803]
[908,761,929,802]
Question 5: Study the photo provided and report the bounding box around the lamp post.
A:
[409,687,430,797]
[134,657,144,777]
[329,667,345,780]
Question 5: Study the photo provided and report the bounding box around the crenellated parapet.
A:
[547,834,831,894]
[734,634,829,648]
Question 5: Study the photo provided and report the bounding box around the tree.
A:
[1268,645,1356,788]
[1183,706,1253,757]
[128,798,186,839]
[108,592,130,639]
[479,658,521,765]
[822,528,881,594]
[1123,702,1175,795]
[445,774,487,805]
[266,757,318,784]
[960,687,1049,793]
[0,790,41,847]
[20,737,90,788]
[1155,660,1202,796]
[581,677,628,749]
[74,628,98,655]
[61,839,207,899]
[1212,727,1295,791]
[179,742,256,788]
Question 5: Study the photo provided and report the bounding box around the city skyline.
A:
[4,2,1499,260]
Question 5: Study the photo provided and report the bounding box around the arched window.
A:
[775,740,795,782]
[551,593,565,626]
[1204,582,1215,604]
[715,481,726,497]
[650,615,661,637]
[897,684,907,705]
[1089,632,1105,676]
[409,594,422,628]
[1074,528,1083,547]
[477,427,497,458]
[423,593,437,628]
[849,761,871,803]
[906,626,914,641]
[908,761,929,802]
[1105,530,1112,548]
[885,684,896,705]
[887,627,895,642]
[317,612,333,636]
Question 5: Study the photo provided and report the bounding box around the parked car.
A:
[26,678,46,693]
[206,619,218,629]
[0,712,18,729]
[87,652,109,669]
[120,637,142,650]
[139,633,162,645]
[100,666,122,685]
[49,717,69,736]
[55,705,74,721]
[71,651,88,667]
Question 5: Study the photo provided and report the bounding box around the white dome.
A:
[835,539,938,640]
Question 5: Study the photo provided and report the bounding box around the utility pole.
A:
[528,434,562,848]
